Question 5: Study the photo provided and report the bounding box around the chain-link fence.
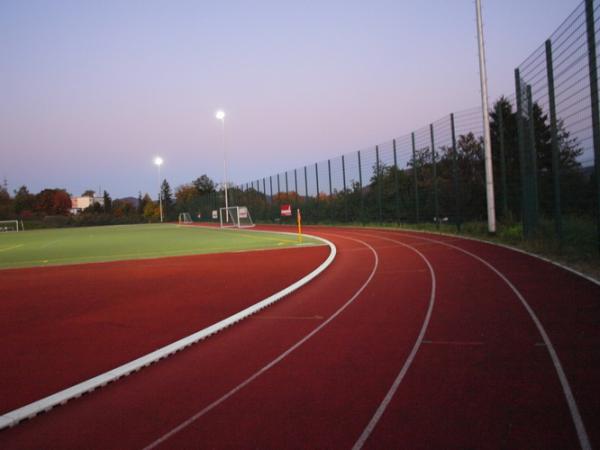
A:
[198,0,600,252]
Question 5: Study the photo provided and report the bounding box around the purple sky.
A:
[0,0,580,199]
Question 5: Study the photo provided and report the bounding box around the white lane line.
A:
[143,234,379,450]
[422,340,484,346]
[0,232,335,431]
[360,224,600,287]
[394,232,592,450]
[352,233,436,450]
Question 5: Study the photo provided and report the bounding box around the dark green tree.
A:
[193,175,216,194]
[0,184,12,219]
[137,191,145,215]
[161,179,173,217]
[13,186,35,214]
[489,96,586,219]
[103,190,112,213]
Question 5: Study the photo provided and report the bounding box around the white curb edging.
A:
[0,232,336,430]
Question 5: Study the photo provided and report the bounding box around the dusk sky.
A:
[1,0,580,199]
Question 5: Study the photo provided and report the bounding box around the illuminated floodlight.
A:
[215,110,226,121]
[154,156,163,166]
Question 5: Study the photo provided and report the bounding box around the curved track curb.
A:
[0,232,336,430]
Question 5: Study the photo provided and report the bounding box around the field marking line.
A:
[0,232,336,431]
[0,244,23,253]
[351,232,436,450]
[219,228,301,245]
[391,231,592,450]
[142,233,378,450]
[39,238,65,249]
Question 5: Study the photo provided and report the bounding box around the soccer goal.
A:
[0,220,21,232]
[178,212,193,225]
[219,206,255,228]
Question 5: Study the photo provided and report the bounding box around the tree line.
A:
[0,174,218,227]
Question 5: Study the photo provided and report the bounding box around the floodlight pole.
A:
[476,0,497,234]
[216,110,229,221]
[154,157,164,223]
[222,117,228,211]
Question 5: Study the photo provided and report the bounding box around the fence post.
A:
[585,0,600,252]
[328,159,332,196]
[545,39,563,245]
[294,169,298,196]
[393,139,401,223]
[315,163,320,200]
[430,123,439,228]
[342,154,348,222]
[262,178,267,219]
[277,173,281,196]
[526,84,539,231]
[314,163,319,220]
[496,104,509,219]
[358,150,364,222]
[376,145,382,223]
[304,166,308,200]
[450,113,461,231]
[411,132,420,223]
[515,68,532,238]
[269,176,273,203]
[285,172,289,195]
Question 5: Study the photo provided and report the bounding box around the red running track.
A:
[0,246,329,413]
[0,226,598,449]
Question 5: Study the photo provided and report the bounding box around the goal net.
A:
[0,220,21,232]
[178,212,193,225]
[219,206,255,228]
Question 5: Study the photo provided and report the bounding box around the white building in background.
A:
[70,196,104,214]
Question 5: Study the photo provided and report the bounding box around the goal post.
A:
[219,206,255,228]
[178,212,193,225]
[0,220,20,232]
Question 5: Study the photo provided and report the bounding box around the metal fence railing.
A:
[194,0,600,253]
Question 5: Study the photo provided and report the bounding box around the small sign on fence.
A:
[212,210,218,219]
[280,204,292,217]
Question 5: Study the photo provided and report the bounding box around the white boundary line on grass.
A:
[0,231,336,431]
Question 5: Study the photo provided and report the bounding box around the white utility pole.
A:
[476,0,497,233]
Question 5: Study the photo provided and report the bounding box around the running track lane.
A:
[371,228,599,449]
[0,246,329,414]
[1,227,599,449]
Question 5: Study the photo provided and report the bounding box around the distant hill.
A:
[116,197,139,208]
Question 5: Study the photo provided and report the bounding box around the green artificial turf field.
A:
[0,224,322,270]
